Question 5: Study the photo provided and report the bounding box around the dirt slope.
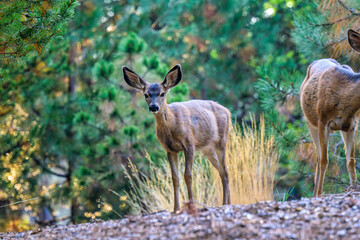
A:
[2,192,360,240]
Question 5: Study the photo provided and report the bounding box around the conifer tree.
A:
[0,0,78,62]
[293,0,360,63]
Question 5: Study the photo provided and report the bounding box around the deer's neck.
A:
[353,76,360,113]
[154,102,174,127]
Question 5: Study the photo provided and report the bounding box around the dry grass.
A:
[123,116,278,214]
[123,154,218,214]
[217,116,278,204]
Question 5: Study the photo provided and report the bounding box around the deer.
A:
[300,29,360,197]
[122,64,231,212]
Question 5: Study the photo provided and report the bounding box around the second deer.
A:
[122,64,231,211]
[300,29,360,197]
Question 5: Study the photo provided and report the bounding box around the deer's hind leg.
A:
[215,147,230,205]
[202,147,230,205]
[216,111,231,205]
[316,121,330,196]
[307,122,321,197]
[341,121,358,187]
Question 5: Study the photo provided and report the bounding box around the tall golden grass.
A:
[217,116,278,204]
[123,154,218,214]
[123,116,278,214]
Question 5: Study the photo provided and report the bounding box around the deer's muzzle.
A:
[149,104,159,113]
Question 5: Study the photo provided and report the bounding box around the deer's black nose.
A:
[149,104,159,112]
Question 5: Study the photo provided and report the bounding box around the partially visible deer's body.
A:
[301,59,360,130]
[300,29,360,197]
[122,65,231,211]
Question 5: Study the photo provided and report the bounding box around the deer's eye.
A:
[160,93,165,97]
[144,94,149,98]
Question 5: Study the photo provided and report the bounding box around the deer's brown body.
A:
[300,29,360,197]
[122,64,231,211]
[155,100,230,153]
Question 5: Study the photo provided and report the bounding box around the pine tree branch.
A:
[86,122,112,135]
[149,0,179,30]
[0,52,23,56]
[0,1,77,60]
[310,14,353,27]
[337,0,359,14]
[264,76,287,95]
[327,176,349,186]
[32,156,69,178]
[305,35,321,46]
[333,139,344,155]
[0,197,39,209]
[310,0,360,27]
[103,75,135,98]
[142,69,151,78]
[103,0,125,7]
[299,135,311,144]
[264,75,297,99]
[325,26,360,47]
[0,141,29,156]
[271,123,293,146]
[35,216,71,226]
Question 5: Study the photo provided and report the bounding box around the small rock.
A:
[337,229,346,236]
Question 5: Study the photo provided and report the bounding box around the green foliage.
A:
[292,1,360,63]
[119,32,146,54]
[74,112,90,124]
[93,60,115,80]
[168,83,190,103]
[291,3,328,61]
[255,57,312,197]
[143,54,160,70]
[156,63,169,77]
[0,0,341,232]
[0,0,78,62]
[122,125,140,138]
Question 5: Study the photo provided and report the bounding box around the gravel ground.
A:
[2,192,360,239]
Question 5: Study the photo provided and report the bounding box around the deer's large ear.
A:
[122,66,147,91]
[348,29,360,53]
[161,64,182,90]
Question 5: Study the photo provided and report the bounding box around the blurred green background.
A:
[1,0,360,232]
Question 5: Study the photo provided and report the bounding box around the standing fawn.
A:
[122,64,231,211]
[300,29,360,197]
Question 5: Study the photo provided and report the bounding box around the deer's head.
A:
[122,64,182,113]
[348,29,360,53]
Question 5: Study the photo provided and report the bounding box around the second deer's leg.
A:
[307,122,321,197]
[167,152,180,212]
[341,123,358,187]
[184,146,195,202]
[316,122,330,196]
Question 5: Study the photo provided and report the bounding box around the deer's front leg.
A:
[184,145,195,202]
[167,152,180,212]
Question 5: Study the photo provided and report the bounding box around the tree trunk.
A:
[67,42,77,224]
